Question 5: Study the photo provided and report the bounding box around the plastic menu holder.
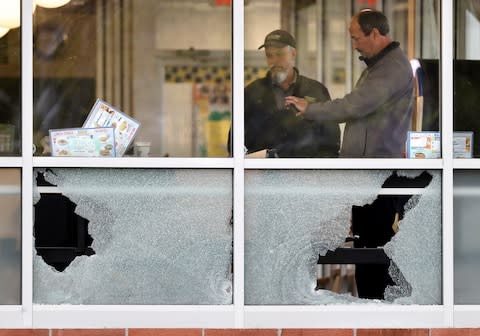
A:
[83,99,141,156]
[406,131,441,159]
[49,127,116,157]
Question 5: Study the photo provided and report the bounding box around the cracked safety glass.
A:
[245,170,442,305]
[33,168,232,304]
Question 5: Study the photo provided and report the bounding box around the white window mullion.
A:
[441,0,454,327]
[244,158,443,170]
[232,0,245,328]
[21,0,34,328]
[32,157,234,169]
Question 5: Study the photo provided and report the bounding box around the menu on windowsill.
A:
[49,127,116,157]
[406,131,441,159]
[453,131,473,158]
[83,99,141,156]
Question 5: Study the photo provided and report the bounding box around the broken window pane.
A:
[33,168,232,305]
[0,169,21,305]
[454,170,480,304]
[245,170,442,305]
[34,189,94,272]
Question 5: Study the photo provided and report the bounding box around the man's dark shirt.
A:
[235,69,340,157]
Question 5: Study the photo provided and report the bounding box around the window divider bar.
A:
[441,0,454,327]
[21,0,34,327]
[232,0,245,328]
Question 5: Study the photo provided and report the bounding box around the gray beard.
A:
[272,70,288,85]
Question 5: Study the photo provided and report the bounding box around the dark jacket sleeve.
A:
[244,81,276,153]
[228,84,259,155]
[297,77,340,157]
[304,54,413,124]
[244,84,258,152]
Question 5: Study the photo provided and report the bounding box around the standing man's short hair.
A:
[356,9,390,36]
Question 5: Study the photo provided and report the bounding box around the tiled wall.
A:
[2,329,480,336]
[164,65,268,84]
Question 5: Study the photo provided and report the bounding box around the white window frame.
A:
[3,0,480,328]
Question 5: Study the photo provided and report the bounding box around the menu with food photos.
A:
[406,131,441,159]
[49,127,116,157]
[83,99,140,156]
[453,131,473,158]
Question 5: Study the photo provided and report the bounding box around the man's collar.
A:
[359,41,400,67]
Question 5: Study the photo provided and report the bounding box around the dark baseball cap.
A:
[258,30,296,49]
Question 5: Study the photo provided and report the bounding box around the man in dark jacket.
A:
[232,30,340,158]
[290,10,414,158]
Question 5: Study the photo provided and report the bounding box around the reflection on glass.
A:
[0,1,21,156]
[244,0,440,158]
[320,1,347,99]
[454,171,480,303]
[33,0,231,157]
[33,168,232,304]
[454,0,480,158]
[0,169,21,305]
[245,170,441,305]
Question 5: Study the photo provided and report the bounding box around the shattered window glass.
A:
[0,169,21,305]
[245,170,442,305]
[33,168,232,305]
[454,170,480,304]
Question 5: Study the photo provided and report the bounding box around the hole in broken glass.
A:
[316,171,433,300]
[34,173,95,272]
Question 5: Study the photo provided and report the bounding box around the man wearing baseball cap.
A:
[233,29,340,158]
[257,29,297,49]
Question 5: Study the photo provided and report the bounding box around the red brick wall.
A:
[3,329,480,336]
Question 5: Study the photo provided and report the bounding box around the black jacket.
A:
[237,72,340,157]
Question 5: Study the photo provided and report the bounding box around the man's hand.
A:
[285,96,308,116]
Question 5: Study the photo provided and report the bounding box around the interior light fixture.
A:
[0,27,10,39]
[0,1,37,30]
[35,0,72,9]
[0,0,21,29]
